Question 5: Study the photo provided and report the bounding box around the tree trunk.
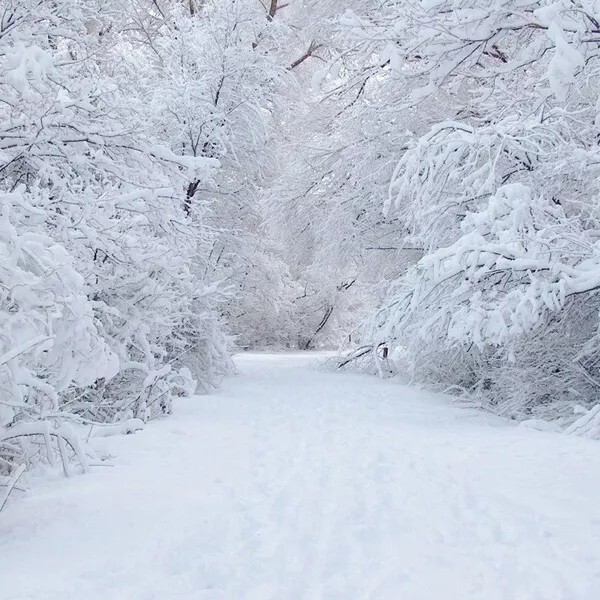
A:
[268,0,278,20]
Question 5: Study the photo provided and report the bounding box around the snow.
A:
[2,352,600,599]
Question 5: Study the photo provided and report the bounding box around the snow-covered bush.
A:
[0,190,117,477]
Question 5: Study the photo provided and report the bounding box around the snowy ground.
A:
[2,352,600,600]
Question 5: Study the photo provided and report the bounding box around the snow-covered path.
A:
[2,353,600,600]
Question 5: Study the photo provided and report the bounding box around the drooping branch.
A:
[303,305,334,349]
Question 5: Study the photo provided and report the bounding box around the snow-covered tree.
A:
[133,0,304,349]
[356,1,600,421]
[0,0,229,481]
[5,0,600,493]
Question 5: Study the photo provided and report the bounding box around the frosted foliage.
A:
[0,0,235,479]
[349,0,600,423]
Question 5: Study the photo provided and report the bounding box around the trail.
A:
[2,353,600,599]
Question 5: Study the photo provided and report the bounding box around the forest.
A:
[3,0,600,495]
